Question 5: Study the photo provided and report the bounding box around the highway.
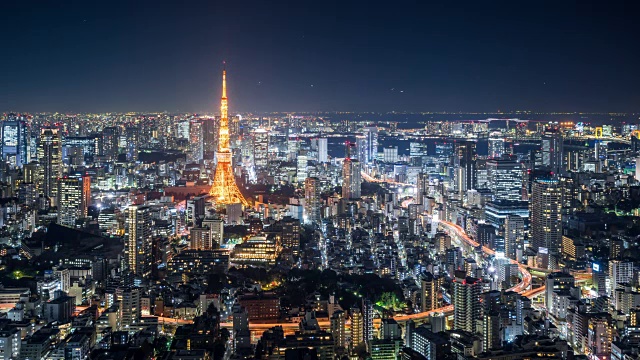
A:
[438,220,532,293]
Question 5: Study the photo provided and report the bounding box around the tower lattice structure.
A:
[209,68,249,206]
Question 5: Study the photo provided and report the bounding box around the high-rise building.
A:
[453,141,477,195]
[488,137,505,158]
[452,270,482,332]
[56,174,90,227]
[544,272,575,314]
[318,137,328,163]
[342,158,361,200]
[1,115,29,168]
[504,215,524,260]
[383,146,398,163]
[531,179,562,257]
[363,127,378,164]
[304,177,321,225]
[355,135,367,163]
[421,271,442,312]
[101,126,120,159]
[330,310,346,349]
[541,130,564,175]
[118,287,141,327]
[38,128,62,199]
[209,68,249,206]
[200,117,217,159]
[126,205,153,278]
[608,260,634,296]
[252,128,269,172]
[281,217,301,254]
[350,307,364,350]
[362,299,374,344]
[187,121,203,163]
[416,173,429,205]
[482,312,501,351]
[202,217,224,247]
[486,155,522,202]
[125,126,139,162]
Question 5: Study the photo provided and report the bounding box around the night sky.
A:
[2,1,639,113]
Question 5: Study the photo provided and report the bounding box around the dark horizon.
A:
[2,1,640,114]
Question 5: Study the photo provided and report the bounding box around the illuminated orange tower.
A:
[209,67,249,206]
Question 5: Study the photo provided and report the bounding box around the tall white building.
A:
[252,128,269,171]
[486,155,522,202]
[56,174,90,228]
[318,137,328,163]
[609,260,634,296]
[363,127,378,164]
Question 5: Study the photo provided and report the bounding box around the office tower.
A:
[1,115,29,168]
[486,155,522,201]
[126,205,153,278]
[541,130,564,175]
[383,146,398,163]
[281,216,301,254]
[287,136,300,161]
[545,272,575,314]
[297,154,308,182]
[252,128,269,172]
[504,215,524,260]
[355,135,367,163]
[363,126,378,164]
[362,299,374,343]
[56,174,90,227]
[304,177,321,225]
[190,227,214,250]
[421,272,442,312]
[330,310,346,349]
[118,287,141,327]
[488,137,505,158]
[125,126,139,162]
[350,307,364,350]
[38,128,62,199]
[342,158,361,199]
[203,217,224,247]
[531,179,562,257]
[416,173,429,205]
[452,270,482,332]
[209,68,249,206]
[187,120,203,163]
[318,137,328,163]
[609,260,634,296]
[101,126,120,159]
[200,117,217,159]
[453,141,477,194]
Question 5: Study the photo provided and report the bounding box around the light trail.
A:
[438,220,532,294]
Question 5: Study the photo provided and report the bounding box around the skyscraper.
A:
[486,155,522,202]
[126,205,153,278]
[56,174,90,228]
[209,67,249,206]
[252,128,269,172]
[531,179,562,257]
[318,137,328,163]
[330,310,346,349]
[342,158,361,200]
[125,126,139,162]
[421,271,442,312]
[362,298,374,344]
[38,128,62,199]
[101,126,120,159]
[452,270,482,332]
[350,307,364,350]
[187,120,203,163]
[453,141,477,195]
[541,129,563,175]
[1,114,29,168]
[504,215,524,260]
[363,127,378,164]
[304,177,321,225]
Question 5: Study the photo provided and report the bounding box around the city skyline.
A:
[2,1,640,113]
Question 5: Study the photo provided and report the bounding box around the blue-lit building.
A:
[1,114,29,168]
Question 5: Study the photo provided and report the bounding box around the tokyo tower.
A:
[209,67,249,206]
